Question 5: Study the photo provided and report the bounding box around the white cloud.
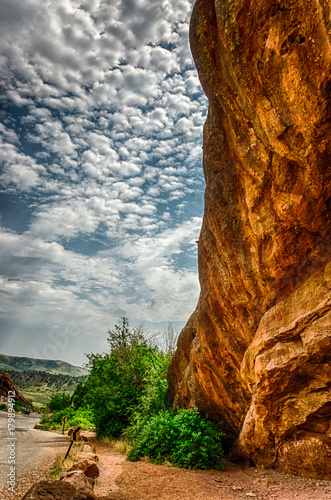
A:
[0,0,206,363]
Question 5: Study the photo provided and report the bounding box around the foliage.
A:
[127,407,225,470]
[13,400,25,412]
[56,317,226,471]
[0,403,7,411]
[82,317,166,438]
[50,407,94,428]
[124,351,170,441]
[49,392,71,411]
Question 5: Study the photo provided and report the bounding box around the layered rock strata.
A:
[167,0,331,476]
[232,261,331,478]
[0,371,32,406]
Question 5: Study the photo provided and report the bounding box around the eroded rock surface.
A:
[231,261,331,478]
[0,370,32,406]
[167,0,331,476]
[21,479,96,500]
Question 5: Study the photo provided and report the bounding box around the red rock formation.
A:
[231,261,331,478]
[167,0,331,477]
[0,370,32,406]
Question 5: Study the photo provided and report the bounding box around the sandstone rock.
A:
[231,262,331,479]
[21,479,95,500]
[0,371,32,406]
[83,444,93,453]
[61,469,94,489]
[68,458,99,478]
[167,0,331,476]
[78,452,99,461]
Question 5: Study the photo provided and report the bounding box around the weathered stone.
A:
[167,0,331,476]
[77,452,99,461]
[0,370,32,406]
[68,458,99,478]
[21,479,96,500]
[61,469,94,489]
[230,262,331,479]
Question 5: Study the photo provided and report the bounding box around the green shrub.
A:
[49,392,71,411]
[127,407,225,470]
[49,407,94,429]
[83,317,167,438]
[0,403,7,411]
[124,352,170,441]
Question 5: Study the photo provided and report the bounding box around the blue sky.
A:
[0,0,207,366]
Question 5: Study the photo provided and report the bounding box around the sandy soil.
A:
[3,432,330,500]
[90,437,331,500]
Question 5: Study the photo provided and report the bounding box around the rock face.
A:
[232,262,331,478]
[0,370,32,406]
[167,0,331,477]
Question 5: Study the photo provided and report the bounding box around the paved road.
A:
[0,411,68,489]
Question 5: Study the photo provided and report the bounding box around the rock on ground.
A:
[68,458,100,478]
[21,479,96,500]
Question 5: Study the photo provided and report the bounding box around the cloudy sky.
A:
[0,0,207,367]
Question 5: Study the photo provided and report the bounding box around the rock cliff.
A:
[167,0,331,478]
[0,370,32,406]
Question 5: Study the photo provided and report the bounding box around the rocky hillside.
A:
[167,0,331,480]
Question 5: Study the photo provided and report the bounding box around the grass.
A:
[100,437,131,455]
[47,443,81,480]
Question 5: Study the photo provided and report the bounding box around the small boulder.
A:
[68,459,99,478]
[83,444,93,453]
[61,469,94,489]
[78,452,99,461]
[21,479,96,499]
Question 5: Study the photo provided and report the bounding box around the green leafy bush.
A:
[49,392,71,411]
[49,407,94,429]
[127,407,225,470]
[124,351,170,441]
[82,317,167,438]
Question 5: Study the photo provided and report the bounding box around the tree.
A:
[83,317,163,437]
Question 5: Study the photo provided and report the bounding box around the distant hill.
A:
[0,354,88,377]
[7,370,88,407]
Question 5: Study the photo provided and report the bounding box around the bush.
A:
[83,317,166,438]
[0,403,7,411]
[49,407,94,429]
[49,392,71,411]
[127,407,225,470]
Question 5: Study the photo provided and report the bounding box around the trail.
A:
[3,431,331,499]
[90,437,331,500]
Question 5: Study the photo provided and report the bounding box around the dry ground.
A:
[2,432,330,499]
[90,437,331,500]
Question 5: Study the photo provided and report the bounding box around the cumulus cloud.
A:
[0,0,207,363]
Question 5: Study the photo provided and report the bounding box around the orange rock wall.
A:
[167,0,331,475]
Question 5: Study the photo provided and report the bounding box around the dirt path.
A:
[90,437,331,500]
